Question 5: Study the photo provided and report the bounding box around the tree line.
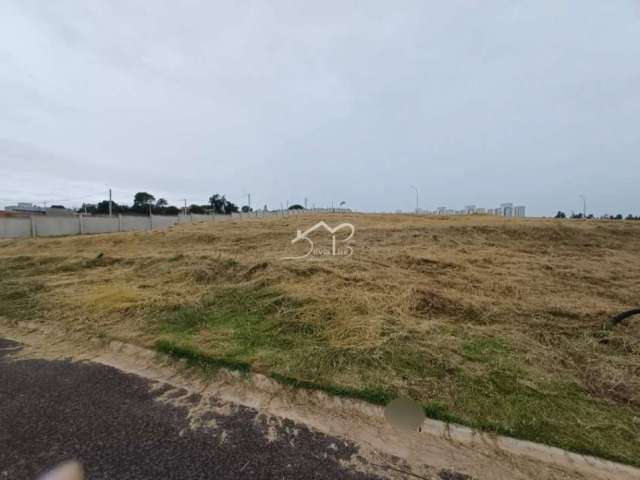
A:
[79,192,241,216]
[555,211,640,220]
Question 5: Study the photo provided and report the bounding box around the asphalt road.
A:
[0,338,383,480]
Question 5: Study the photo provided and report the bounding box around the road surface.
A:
[0,338,386,480]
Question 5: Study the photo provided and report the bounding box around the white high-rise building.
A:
[514,206,526,217]
[500,203,514,217]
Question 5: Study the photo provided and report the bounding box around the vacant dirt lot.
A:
[1,214,639,465]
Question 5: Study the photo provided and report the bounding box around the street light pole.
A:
[410,185,419,213]
[580,194,586,218]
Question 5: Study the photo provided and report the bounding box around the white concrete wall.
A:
[0,217,32,238]
[34,216,80,237]
[151,215,178,229]
[176,213,231,223]
[190,214,213,222]
[0,209,353,239]
[120,215,152,232]
[83,216,119,234]
[177,214,191,224]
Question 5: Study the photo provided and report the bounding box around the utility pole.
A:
[410,185,419,213]
[580,194,586,218]
[182,199,187,215]
[108,188,113,217]
[247,193,251,210]
[304,197,308,209]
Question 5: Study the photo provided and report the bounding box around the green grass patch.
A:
[154,339,250,373]
[423,401,465,424]
[148,285,640,467]
[269,372,394,405]
[154,285,319,369]
[0,278,45,321]
[461,336,512,362]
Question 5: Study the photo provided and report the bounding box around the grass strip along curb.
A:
[155,340,487,432]
[153,338,640,467]
[154,339,251,374]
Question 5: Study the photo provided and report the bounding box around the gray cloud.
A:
[1,1,639,215]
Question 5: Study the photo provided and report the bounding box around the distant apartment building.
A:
[500,203,514,217]
[421,203,526,217]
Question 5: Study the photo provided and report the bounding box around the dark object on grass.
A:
[608,308,640,328]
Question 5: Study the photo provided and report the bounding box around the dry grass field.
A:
[1,213,640,465]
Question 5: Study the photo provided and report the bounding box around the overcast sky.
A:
[1,1,639,216]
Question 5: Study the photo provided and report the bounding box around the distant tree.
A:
[615,214,623,220]
[165,206,180,215]
[151,198,170,215]
[50,205,66,209]
[288,204,304,210]
[209,194,226,213]
[570,212,583,219]
[241,205,252,213]
[225,201,239,214]
[79,203,97,214]
[96,200,118,215]
[132,192,155,214]
[188,204,205,214]
[555,211,566,219]
[586,214,594,219]
[209,194,239,214]
[134,192,155,206]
